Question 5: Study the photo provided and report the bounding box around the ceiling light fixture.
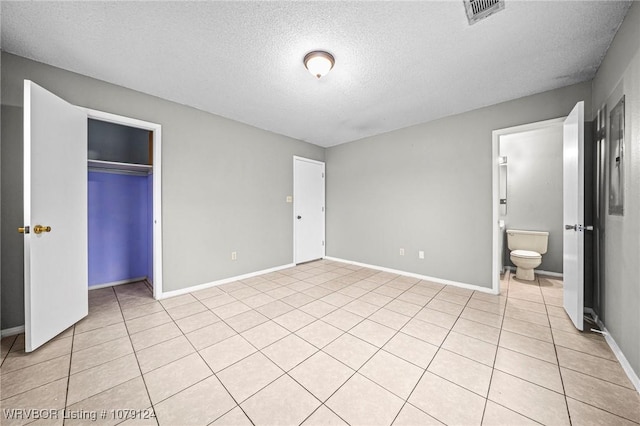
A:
[304,51,335,79]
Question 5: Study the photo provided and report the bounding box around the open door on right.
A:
[563,101,585,331]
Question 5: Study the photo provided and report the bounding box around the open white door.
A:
[23,80,88,352]
[294,157,325,264]
[563,101,585,331]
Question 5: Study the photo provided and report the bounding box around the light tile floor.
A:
[1,260,639,425]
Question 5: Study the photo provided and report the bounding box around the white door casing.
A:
[23,80,88,351]
[563,101,585,331]
[491,117,565,295]
[294,157,325,264]
[85,109,163,299]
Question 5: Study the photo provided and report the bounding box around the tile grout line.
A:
[479,271,510,425]
[229,262,369,423]
[63,286,120,420]
[326,277,461,420]
[545,274,575,426]
[191,316,258,425]
[208,268,365,414]
[112,284,160,426]
[269,270,494,423]
[391,281,479,425]
[0,334,18,369]
[537,275,627,426]
[296,403,349,426]
[8,262,635,426]
[106,283,254,425]
[0,343,69,406]
[486,273,569,425]
[1,328,76,422]
[251,268,636,424]
[287,273,429,425]
[186,270,327,424]
[61,319,79,425]
[211,269,419,422]
[220,272,475,376]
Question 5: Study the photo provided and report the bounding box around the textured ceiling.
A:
[0,1,632,147]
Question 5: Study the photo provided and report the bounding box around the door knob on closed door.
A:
[18,226,30,234]
[565,224,577,231]
[33,225,52,234]
[297,216,302,219]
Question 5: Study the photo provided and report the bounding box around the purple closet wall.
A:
[147,174,153,284]
[88,171,151,287]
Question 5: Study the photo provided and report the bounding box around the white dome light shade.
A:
[304,51,335,79]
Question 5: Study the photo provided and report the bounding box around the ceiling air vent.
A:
[464,0,505,25]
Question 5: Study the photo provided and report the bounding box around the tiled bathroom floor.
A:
[1,260,639,425]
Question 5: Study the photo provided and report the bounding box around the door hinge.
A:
[322,206,325,212]
[322,172,325,178]
[322,240,325,246]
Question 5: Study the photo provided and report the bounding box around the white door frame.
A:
[491,117,565,294]
[293,156,325,264]
[85,108,164,299]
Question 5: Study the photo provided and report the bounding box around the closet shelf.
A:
[88,159,152,175]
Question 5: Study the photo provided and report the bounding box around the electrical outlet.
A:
[286,196,292,203]
[400,248,405,256]
[231,251,237,261]
[419,250,425,259]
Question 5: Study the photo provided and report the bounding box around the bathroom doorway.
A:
[491,117,565,293]
[491,106,593,331]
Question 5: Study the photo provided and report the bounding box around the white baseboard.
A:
[534,269,563,278]
[504,266,563,278]
[1,325,25,338]
[324,256,497,295]
[88,277,148,290]
[591,316,640,393]
[159,263,296,300]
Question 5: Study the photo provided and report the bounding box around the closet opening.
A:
[86,114,162,298]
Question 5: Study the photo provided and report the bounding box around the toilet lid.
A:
[511,249,541,259]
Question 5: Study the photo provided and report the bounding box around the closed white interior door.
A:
[563,101,585,331]
[294,157,325,264]
[23,80,88,352]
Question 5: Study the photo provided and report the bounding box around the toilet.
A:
[506,229,549,281]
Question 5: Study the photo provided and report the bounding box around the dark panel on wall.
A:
[584,120,595,310]
[88,119,150,165]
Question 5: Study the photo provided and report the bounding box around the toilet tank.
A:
[506,229,549,254]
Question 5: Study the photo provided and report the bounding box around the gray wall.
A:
[325,82,591,289]
[500,125,564,273]
[1,52,324,330]
[1,104,23,330]
[0,52,2,334]
[591,2,640,379]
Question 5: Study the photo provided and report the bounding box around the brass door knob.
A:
[18,226,28,234]
[33,225,52,234]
